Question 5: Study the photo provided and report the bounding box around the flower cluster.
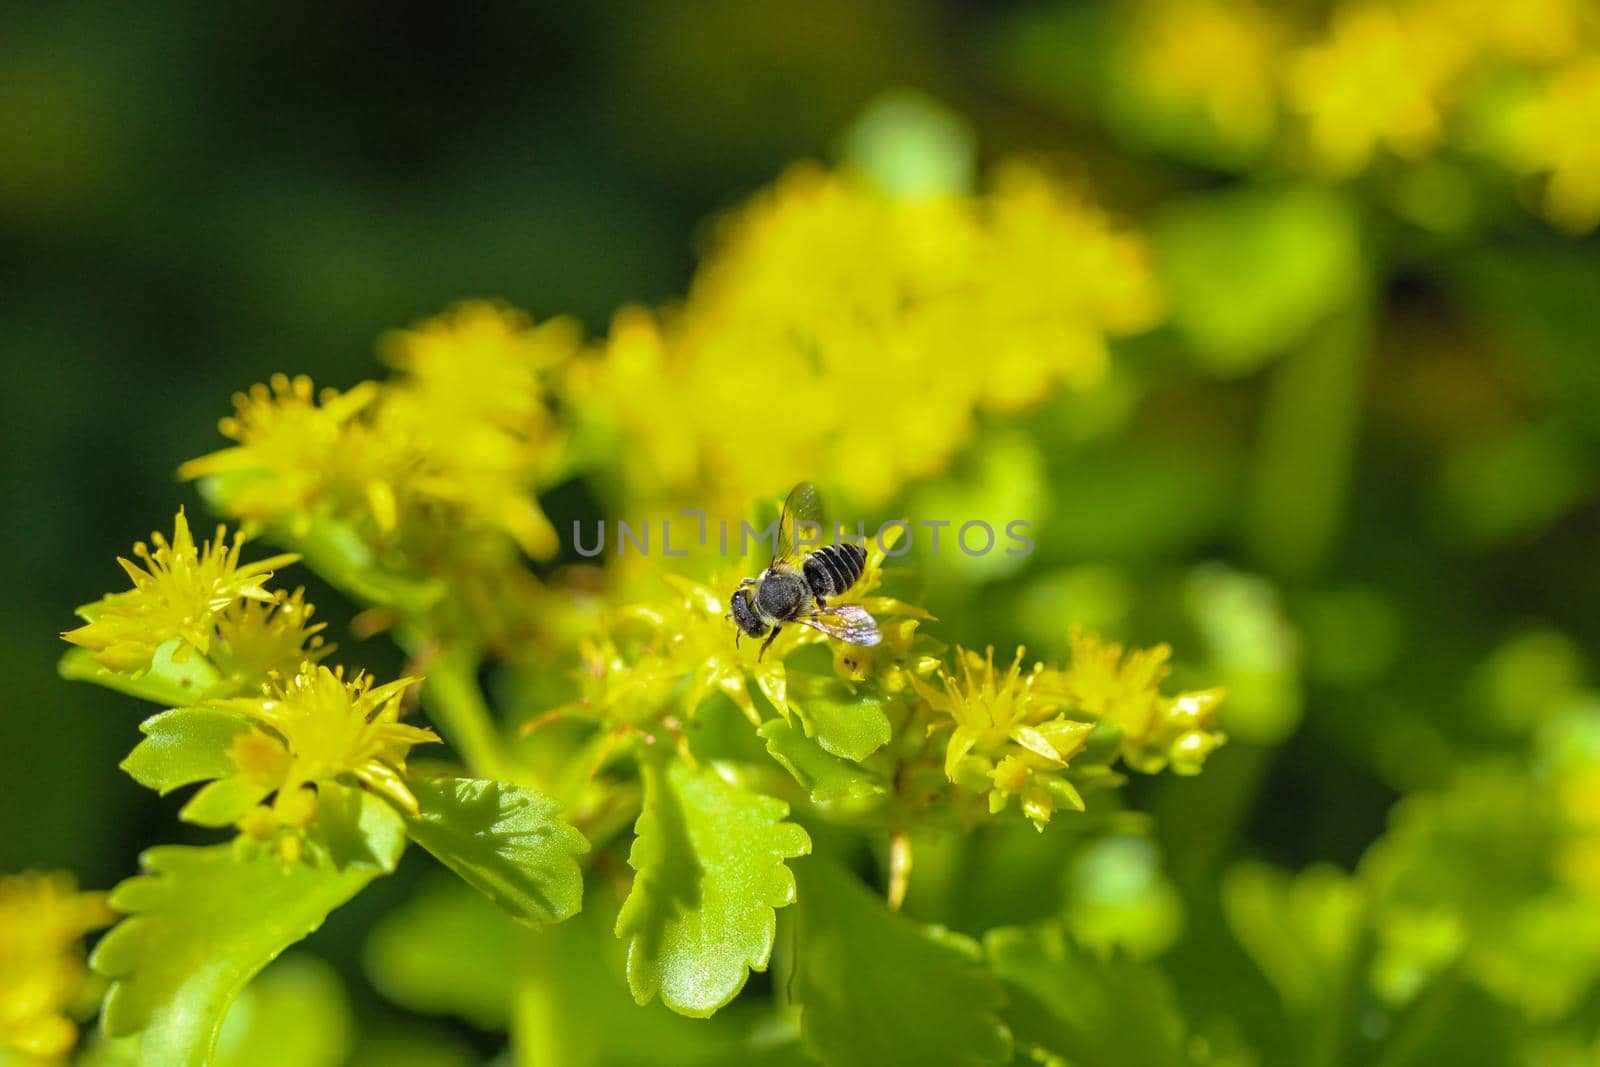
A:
[917,628,1226,829]
[565,161,1161,513]
[62,509,304,682]
[0,872,113,1060]
[181,301,579,563]
[202,664,438,863]
[1116,0,1600,230]
[577,532,928,732]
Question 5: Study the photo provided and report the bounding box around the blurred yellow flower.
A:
[1508,57,1600,233]
[0,872,114,1060]
[568,162,1159,513]
[62,509,298,674]
[203,664,438,862]
[379,301,579,557]
[1123,0,1287,145]
[1043,627,1226,775]
[179,374,408,535]
[1285,5,1458,174]
[914,646,1096,829]
[185,304,578,563]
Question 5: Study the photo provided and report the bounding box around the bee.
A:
[728,481,881,659]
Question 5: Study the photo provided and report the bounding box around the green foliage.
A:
[788,675,891,763]
[58,643,226,708]
[758,719,890,805]
[400,777,589,928]
[615,757,811,1017]
[363,874,518,1031]
[985,924,1238,1067]
[1154,185,1364,377]
[794,858,1012,1067]
[90,845,381,1067]
[119,707,250,794]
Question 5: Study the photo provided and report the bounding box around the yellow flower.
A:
[202,664,439,859]
[1507,57,1600,233]
[913,646,1097,829]
[567,162,1159,512]
[1285,5,1459,174]
[1044,627,1227,774]
[1123,0,1288,146]
[62,509,298,674]
[179,374,408,535]
[613,572,788,727]
[0,872,114,1060]
[379,302,579,557]
[209,587,331,691]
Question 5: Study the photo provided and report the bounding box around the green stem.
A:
[1369,969,1461,1067]
[420,645,511,780]
[1245,302,1371,583]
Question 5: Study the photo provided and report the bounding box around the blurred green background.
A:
[7,1,1600,1064]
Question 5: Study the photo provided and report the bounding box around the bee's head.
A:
[728,586,769,640]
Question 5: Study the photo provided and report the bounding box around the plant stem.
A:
[420,644,511,780]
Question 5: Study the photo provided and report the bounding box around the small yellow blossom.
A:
[179,374,408,535]
[0,872,114,1059]
[1285,5,1459,174]
[1043,627,1227,774]
[62,509,298,674]
[209,587,330,690]
[1123,0,1288,146]
[913,646,1097,829]
[201,663,439,858]
[1507,57,1600,233]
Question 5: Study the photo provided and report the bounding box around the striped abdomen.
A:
[803,542,867,601]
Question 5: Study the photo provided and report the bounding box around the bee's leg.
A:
[757,625,782,661]
[813,595,827,610]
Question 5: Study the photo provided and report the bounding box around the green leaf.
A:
[91,844,380,1067]
[401,776,589,927]
[1154,184,1363,377]
[179,778,270,828]
[758,719,890,804]
[213,955,354,1067]
[363,873,517,1031]
[121,707,251,794]
[794,857,1012,1067]
[59,641,228,708]
[790,675,890,762]
[985,924,1210,1067]
[316,779,408,873]
[1221,860,1367,1016]
[615,757,811,1017]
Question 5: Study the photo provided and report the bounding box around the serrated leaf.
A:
[91,844,380,1067]
[790,675,890,762]
[758,719,889,804]
[59,642,228,708]
[984,923,1203,1067]
[121,707,251,794]
[401,776,589,927]
[794,857,1012,1067]
[615,758,811,1017]
[363,873,517,1030]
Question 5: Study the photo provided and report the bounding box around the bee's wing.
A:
[797,603,881,646]
[773,481,823,567]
